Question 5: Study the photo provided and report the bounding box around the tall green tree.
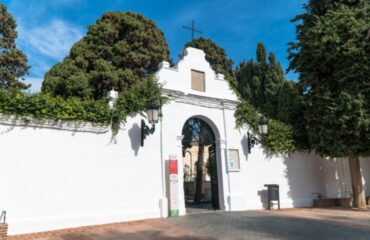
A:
[288,0,370,208]
[235,43,286,119]
[235,43,308,152]
[42,11,170,99]
[184,37,236,87]
[0,4,30,90]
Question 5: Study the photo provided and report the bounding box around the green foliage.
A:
[111,75,163,135]
[0,89,110,124]
[235,43,285,118]
[42,11,170,100]
[288,0,370,157]
[0,4,30,90]
[235,43,307,153]
[184,37,236,87]
[0,76,162,135]
[235,101,296,154]
[277,81,309,150]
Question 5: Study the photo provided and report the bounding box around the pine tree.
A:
[288,0,370,208]
[42,11,170,99]
[0,4,30,90]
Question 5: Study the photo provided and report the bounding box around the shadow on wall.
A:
[257,190,268,209]
[284,154,368,206]
[240,135,249,161]
[361,158,370,196]
[321,158,351,198]
[128,123,141,156]
[283,153,325,208]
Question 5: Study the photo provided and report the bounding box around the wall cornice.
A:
[0,114,110,134]
[161,88,239,110]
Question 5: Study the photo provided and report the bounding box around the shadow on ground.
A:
[167,211,370,240]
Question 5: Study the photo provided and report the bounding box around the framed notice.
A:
[227,149,240,172]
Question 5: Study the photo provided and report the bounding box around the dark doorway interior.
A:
[182,117,220,213]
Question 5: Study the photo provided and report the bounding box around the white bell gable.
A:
[156,47,239,102]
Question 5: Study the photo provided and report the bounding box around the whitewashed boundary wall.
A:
[0,114,163,235]
[0,114,368,234]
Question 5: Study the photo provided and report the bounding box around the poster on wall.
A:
[169,155,179,217]
[227,149,240,171]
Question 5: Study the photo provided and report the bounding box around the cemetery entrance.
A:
[182,117,220,213]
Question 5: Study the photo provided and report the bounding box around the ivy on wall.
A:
[235,101,296,155]
[0,76,161,136]
[0,89,111,124]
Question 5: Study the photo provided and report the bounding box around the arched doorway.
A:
[182,117,220,212]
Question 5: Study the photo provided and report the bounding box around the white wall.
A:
[1,109,368,235]
[319,157,370,198]
[0,114,163,235]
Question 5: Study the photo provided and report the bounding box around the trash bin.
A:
[264,184,280,210]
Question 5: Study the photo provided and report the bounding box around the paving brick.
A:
[166,210,370,240]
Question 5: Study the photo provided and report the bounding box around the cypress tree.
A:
[288,0,370,208]
[42,11,170,99]
[0,4,30,90]
[235,43,286,119]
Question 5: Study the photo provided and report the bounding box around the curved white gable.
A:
[156,47,239,102]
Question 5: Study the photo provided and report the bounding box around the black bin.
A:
[264,184,280,210]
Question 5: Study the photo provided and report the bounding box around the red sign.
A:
[169,159,178,174]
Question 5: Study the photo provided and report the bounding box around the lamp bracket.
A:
[248,132,260,154]
[141,119,156,147]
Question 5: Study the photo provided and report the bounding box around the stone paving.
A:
[167,209,370,240]
[9,208,370,240]
[274,207,370,231]
[9,219,213,240]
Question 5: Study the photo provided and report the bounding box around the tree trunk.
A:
[348,155,367,209]
[194,144,204,202]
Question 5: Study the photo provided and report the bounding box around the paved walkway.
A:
[10,219,212,240]
[168,209,370,240]
[10,208,370,240]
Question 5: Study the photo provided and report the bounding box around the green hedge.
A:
[0,76,162,135]
[0,89,111,124]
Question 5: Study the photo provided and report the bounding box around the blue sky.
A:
[2,0,307,92]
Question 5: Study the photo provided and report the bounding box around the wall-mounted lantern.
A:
[141,102,160,147]
[248,117,268,153]
[108,89,119,110]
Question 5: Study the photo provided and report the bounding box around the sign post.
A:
[169,155,179,217]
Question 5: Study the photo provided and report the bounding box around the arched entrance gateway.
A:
[156,47,242,216]
[182,117,220,212]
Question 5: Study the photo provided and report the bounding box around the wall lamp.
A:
[108,89,119,110]
[248,117,268,153]
[141,102,160,147]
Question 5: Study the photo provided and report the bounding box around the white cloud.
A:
[18,19,84,60]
